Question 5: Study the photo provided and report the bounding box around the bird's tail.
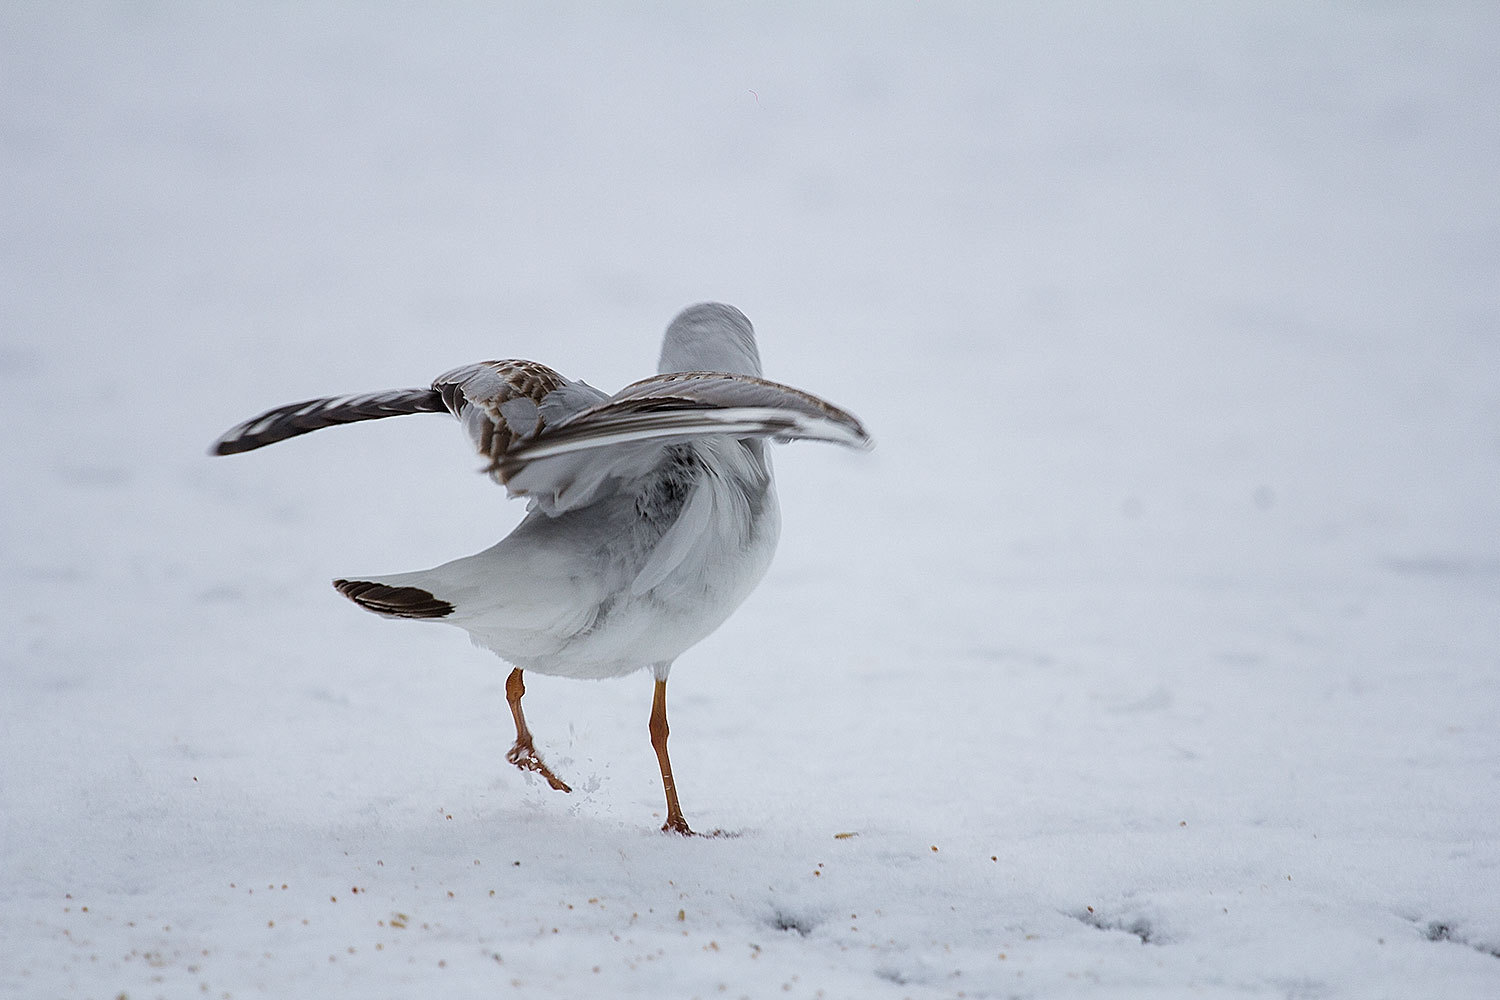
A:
[333,578,455,619]
[210,388,446,455]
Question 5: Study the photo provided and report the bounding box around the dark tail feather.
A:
[333,579,455,619]
[211,388,446,455]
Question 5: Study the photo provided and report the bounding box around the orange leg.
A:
[504,668,571,793]
[650,677,693,835]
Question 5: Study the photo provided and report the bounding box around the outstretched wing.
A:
[212,366,869,518]
[211,387,447,455]
[528,372,871,456]
[210,359,607,466]
[498,372,871,512]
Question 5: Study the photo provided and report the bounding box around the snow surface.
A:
[4,5,1499,998]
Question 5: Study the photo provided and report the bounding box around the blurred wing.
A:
[431,360,608,479]
[499,372,871,512]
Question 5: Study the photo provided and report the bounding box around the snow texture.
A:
[3,5,1499,998]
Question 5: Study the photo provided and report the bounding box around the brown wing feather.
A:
[430,360,571,474]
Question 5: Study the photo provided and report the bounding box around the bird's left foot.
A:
[506,738,572,793]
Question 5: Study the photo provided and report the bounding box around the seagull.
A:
[212,303,871,834]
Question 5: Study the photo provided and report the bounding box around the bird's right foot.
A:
[506,738,572,793]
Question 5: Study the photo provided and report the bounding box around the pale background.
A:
[3,5,1498,997]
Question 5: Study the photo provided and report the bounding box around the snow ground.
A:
[3,4,1499,998]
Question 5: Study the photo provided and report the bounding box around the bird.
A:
[211,303,871,834]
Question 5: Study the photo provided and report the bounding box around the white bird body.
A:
[371,437,781,680]
[212,303,867,832]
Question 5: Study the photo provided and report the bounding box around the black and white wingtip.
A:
[210,388,446,456]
